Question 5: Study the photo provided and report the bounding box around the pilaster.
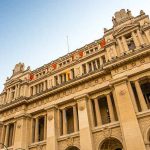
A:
[45,105,58,150]
[111,77,146,150]
[13,114,31,150]
[75,94,94,150]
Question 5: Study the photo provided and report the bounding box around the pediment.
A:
[113,23,139,37]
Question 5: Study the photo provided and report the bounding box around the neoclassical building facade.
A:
[0,9,150,150]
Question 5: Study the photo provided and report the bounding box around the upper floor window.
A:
[125,33,136,50]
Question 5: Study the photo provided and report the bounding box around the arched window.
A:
[99,138,123,150]
[66,146,80,150]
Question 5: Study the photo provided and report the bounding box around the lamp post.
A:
[0,143,8,150]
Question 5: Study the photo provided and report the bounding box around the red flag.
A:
[79,51,83,57]
[100,39,106,48]
[30,73,34,80]
[51,63,57,69]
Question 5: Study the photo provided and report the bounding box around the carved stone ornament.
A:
[78,104,85,111]
[113,9,132,25]
[13,62,25,75]
[48,115,53,121]
[102,127,112,138]
[17,124,21,128]
[37,145,43,150]
[119,89,126,96]
[66,137,74,146]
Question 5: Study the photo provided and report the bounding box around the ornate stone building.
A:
[0,9,150,150]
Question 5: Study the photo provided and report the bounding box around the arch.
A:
[99,137,123,150]
[143,125,150,148]
[65,146,80,150]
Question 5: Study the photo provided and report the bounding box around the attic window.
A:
[125,33,136,50]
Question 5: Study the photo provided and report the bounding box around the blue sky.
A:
[0,0,150,92]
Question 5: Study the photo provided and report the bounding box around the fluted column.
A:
[73,105,78,132]
[99,57,103,66]
[62,109,67,135]
[134,80,148,111]
[91,62,94,71]
[128,82,138,113]
[95,60,98,69]
[8,88,11,102]
[17,84,20,98]
[137,30,144,45]
[106,94,115,122]
[0,125,6,148]
[122,36,128,52]
[94,98,102,126]
[132,31,140,48]
[88,100,95,127]
[86,63,90,73]
[35,117,39,142]
[33,86,36,95]
[117,38,124,55]
[145,30,150,43]
[43,81,46,91]
[4,125,9,147]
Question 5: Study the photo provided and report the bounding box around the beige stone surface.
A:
[0,9,150,150]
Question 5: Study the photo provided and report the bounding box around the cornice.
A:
[0,97,28,112]
[0,68,107,112]
[103,45,150,70]
[29,48,105,84]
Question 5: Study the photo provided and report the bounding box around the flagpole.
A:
[66,36,70,53]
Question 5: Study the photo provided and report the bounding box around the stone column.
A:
[17,84,20,98]
[145,30,150,43]
[73,105,78,132]
[14,85,17,99]
[44,115,47,140]
[58,75,61,84]
[35,117,39,142]
[137,30,144,45]
[117,38,124,55]
[33,86,36,95]
[30,118,34,143]
[4,125,9,147]
[6,89,9,103]
[62,109,67,135]
[132,31,140,48]
[43,81,46,91]
[58,110,63,136]
[99,57,103,66]
[128,81,138,113]
[122,36,128,52]
[106,94,115,122]
[86,63,90,73]
[88,99,95,127]
[94,98,102,126]
[8,88,11,102]
[134,80,148,111]
[14,115,30,150]
[75,94,94,150]
[23,84,28,96]
[91,62,94,71]
[0,125,6,148]
[95,60,98,69]
[113,79,146,150]
[45,106,58,150]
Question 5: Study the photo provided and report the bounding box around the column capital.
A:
[110,76,128,86]
[44,105,58,111]
[74,94,89,102]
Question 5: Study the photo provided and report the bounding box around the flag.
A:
[100,39,106,48]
